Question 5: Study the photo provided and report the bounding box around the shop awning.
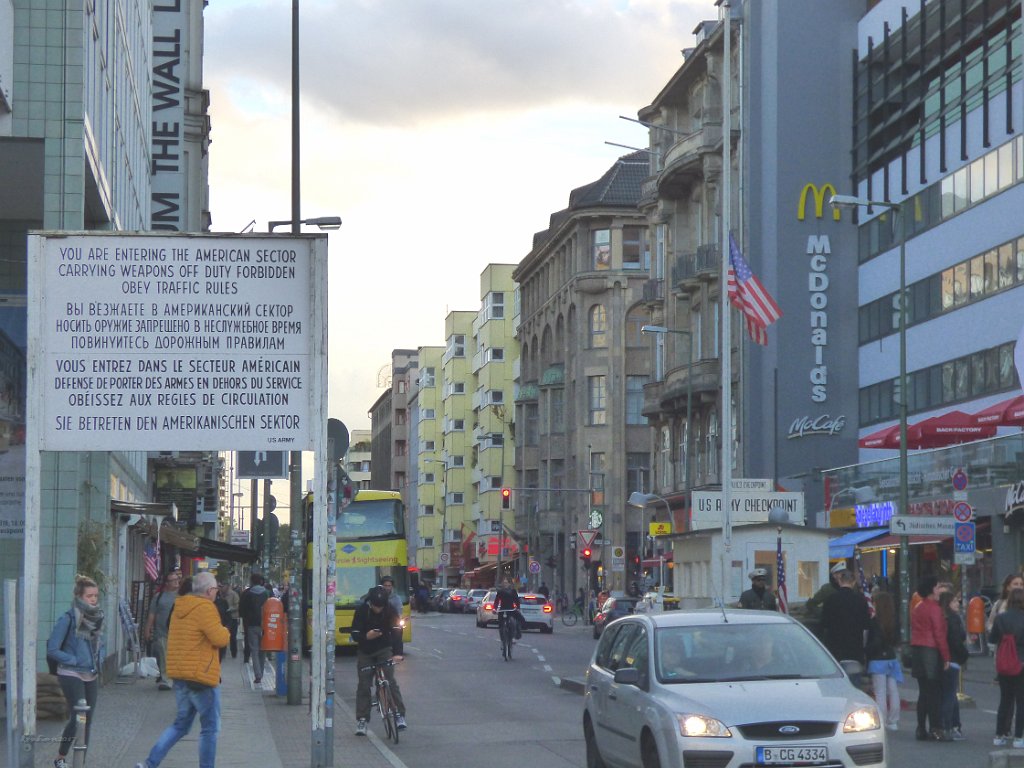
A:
[195,537,258,564]
[973,395,1024,426]
[906,410,996,448]
[828,528,888,559]
[857,534,948,550]
[858,424,900,449]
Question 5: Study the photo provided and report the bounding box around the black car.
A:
[592,596,640,639]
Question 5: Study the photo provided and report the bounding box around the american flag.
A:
[776,532,788,614]
[144,540,160,581]
[855,550,876,618]
[727,233,783,345]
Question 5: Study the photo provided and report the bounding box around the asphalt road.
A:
[335,610,1009,768]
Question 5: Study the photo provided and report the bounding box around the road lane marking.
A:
[334,683,410,768]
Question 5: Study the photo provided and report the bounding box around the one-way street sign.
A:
[236,451,288,479]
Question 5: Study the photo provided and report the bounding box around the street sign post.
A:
[889,516,955,535]
[954,521,976,553]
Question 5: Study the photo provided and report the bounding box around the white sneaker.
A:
[396,714,407,730]
[1014,738,1024,749]
[886,723,898,732]
[994,736,1010,746]
[355,719,367,736]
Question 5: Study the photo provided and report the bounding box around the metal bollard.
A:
[71,697,89,768]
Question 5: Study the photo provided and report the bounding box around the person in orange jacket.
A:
[135,571,230,768]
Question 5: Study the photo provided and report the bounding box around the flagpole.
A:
[719,0,733,607]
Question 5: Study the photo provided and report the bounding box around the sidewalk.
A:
[4,651,397,768]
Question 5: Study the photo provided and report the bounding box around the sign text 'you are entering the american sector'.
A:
[32,232,325,452]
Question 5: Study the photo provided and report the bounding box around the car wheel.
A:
[476,619,484,627]
[584,716,607,768]
[640,731,661,768]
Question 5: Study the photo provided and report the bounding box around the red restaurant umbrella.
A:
[858,423,900,449]
[973,394,1024,426]
[906,410,996,448]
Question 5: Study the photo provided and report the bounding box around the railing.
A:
[671,243,720,284]
[642,279,664,301]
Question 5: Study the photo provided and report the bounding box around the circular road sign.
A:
[529,559,541,574]
[955,523,974,544]
[439,552,450,565]
[952,468,968,492]
[953,501,973,522]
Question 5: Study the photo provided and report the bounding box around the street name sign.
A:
[888,516,955,535]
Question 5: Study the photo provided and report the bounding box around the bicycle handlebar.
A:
[358,658,400,673]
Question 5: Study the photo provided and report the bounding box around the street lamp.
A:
[267,216,342,232]
[425,458,449,587]
[641,325,693,492]
[628,491,672,587]
[830,192,909,642]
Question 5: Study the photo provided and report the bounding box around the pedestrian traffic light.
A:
[581,547,592,569]
[501,487,511,510]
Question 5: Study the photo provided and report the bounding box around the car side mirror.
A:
[613,667,641,686]
[839,659,864,678]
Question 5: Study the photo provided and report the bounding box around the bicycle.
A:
[496,609,517,661]
[561,603,583,627]
[359,658,402,743]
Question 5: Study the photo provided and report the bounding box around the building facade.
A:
[513,151,654,598]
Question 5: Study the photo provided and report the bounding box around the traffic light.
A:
[501,487,511,510]
[581,547,592,569]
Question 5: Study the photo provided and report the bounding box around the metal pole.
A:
[4,579,20,768]
[70,698,89,768]
[250,479,259,568]
[719,0,734,606]
[897,204,910,644]
[286,448,303,705]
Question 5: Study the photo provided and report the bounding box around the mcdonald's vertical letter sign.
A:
[797,183,841,221]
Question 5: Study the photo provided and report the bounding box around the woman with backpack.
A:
[46,575,104,768]
[989,586,1024,746]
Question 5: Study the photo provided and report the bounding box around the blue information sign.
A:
[954,521,976,553]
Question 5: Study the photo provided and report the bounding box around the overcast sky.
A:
[204,0,711,439]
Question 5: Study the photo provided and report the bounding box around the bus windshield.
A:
[338,498,404,538]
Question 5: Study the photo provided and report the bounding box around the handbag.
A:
[996,634,1023,676]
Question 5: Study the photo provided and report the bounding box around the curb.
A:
[558,676,586,695]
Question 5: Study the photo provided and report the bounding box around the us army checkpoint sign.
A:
[29,231,327,451]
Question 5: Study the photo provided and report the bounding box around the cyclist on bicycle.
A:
[351,585,406,736]
[493,578,523,641]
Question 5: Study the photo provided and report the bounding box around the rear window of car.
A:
[469,590,488,598]
[521,595,547,605]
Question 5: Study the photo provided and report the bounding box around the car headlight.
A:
[843,707,881,733]
[676,714,733,738]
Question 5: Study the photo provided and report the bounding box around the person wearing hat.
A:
[739,568,779,611]
[806,562,847,629]
[350,585,406,736]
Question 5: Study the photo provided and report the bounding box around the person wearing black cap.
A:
[351,585,406,736]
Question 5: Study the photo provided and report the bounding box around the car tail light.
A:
[483,603,494,611]
[542,604,553,613]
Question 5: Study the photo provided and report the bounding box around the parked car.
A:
[583,609,883,768]
[445,588,471,613]
[465,588,489,613]
[475,590,498,627]
[593,596,641,639]
[430,588,451,612]
[518,592,554,633]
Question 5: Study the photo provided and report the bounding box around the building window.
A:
[397,379,407,394]
[592,229,611,270]
[451,419,465,431]
[451,492,464,504]
[420,537,434,547]
[420,367,435,387]
[626,453,648,495]
[549,388,564,434]
[485,291,505,320]
[424,472,435,483]
[450,382,465,395]
[486,347,505,362]
[422,505,434,517]
[447,334,466,358]
[623,226,643,269]
[525,403,539,446]
[625,309,646,347]
[489,390,504,404]
[589,376,607,425]
[488,476,503,489]
[590,305,608,348]
[394,471,406,489]
[488,432,504,447]
[395,410,406,426]
[626,376,649,425]
[422,410,435,421]
[451,455,465,467]
[395,441,406,457]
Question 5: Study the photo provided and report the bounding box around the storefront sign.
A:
[788,413,846,438]
[855,501,894,528]
[1005,480,1024,524]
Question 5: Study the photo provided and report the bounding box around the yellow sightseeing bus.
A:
[303,489,412,647]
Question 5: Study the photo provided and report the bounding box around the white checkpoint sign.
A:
[30,232,325,451]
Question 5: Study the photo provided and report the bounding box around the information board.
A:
[30,232,325,451]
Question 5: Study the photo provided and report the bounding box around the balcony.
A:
[642,278,664,303]
[661,358,720,410]
[658,120,722,195]
[671,244,720,289]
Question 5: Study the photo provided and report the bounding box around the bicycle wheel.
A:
[561,609,578,627]
[378,681,397,742]
[501,618,513,661]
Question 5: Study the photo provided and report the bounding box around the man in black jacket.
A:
[820,569,871,666]
[351,586,406,735]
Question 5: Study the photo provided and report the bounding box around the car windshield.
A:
[655,622,842,683]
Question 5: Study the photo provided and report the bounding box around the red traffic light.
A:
[582,547,592,559]
[501,487,511,510]
[501,487,511,499]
